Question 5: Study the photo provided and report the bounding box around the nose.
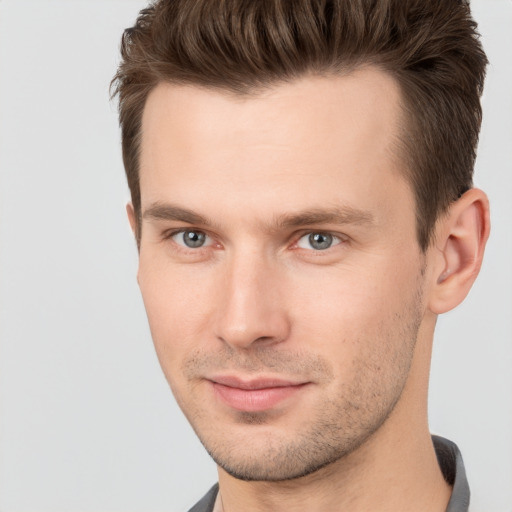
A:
[213,250,291,350]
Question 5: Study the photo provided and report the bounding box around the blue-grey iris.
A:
[309,233,333,250]
[183,230,206,248]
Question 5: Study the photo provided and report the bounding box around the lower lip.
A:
[212,382,307,412]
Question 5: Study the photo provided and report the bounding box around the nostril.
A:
[215,316,290,350]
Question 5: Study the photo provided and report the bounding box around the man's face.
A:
[137,69,430,481]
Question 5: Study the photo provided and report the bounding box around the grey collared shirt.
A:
[433,435,471,512]
[188,435,470,512]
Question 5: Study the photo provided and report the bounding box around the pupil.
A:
[309,233,332,250]
[184,231,205,248]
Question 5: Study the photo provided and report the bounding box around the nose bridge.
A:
[214,245,289,349]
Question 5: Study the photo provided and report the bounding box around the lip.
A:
[209,376,309,412]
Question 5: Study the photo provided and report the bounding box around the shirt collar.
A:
[433,435,471,512]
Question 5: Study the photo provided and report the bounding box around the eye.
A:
[296,232,341,251]
[171,230,211,249]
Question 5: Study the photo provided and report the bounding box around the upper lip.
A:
[210,375,307,390]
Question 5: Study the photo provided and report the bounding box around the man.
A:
[111,1,490,511]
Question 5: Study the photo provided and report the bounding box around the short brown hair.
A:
[111,0,487,250]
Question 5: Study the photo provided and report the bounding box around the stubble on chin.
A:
[172,279,425,482]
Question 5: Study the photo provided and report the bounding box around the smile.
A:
[209,376,309,412]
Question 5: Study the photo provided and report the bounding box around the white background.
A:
[0,1,510,511]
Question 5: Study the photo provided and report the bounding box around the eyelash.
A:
[295,232,344,251]
[162,229,347,254]
[163,229,215,251]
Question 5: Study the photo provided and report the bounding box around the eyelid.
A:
[294,231,346,251]
[165,228,214,249]
[161,227,347,253]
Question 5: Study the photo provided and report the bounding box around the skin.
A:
[130,68,490,511]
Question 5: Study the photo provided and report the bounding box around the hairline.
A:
[130,65,436,253]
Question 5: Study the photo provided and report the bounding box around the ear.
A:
[428,188,490,314]
[126,202,141,253]
[126,202,137,235]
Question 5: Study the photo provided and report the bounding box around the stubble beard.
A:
[173,287,424,483]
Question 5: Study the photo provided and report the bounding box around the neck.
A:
[217,428,450,512]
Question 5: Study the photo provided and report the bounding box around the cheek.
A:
[289,258,422,358]
[292,269,393,326]
[137,255,218,370]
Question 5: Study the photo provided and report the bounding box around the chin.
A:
[197,417,378,482]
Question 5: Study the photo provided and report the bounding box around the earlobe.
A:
[428,188,490,314]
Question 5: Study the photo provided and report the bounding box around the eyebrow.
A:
[143,203,212,226]
[142,202,374,230]
[274,207,374,229]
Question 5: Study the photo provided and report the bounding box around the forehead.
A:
[139,68,410,225]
